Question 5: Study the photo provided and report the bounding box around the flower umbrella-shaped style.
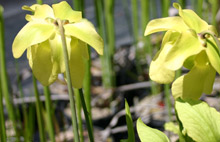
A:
[145,3,220,99]
[12,1,103,88]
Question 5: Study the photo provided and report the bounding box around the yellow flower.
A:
[12,1,103,88]
[145,3,220,99]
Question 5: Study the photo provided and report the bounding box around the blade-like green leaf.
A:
[64,19,103,55]
[125,100,135,142]
[175,99,220,142]
[12,21,55,58]
[144,16,188,36]
[137,118,170,142]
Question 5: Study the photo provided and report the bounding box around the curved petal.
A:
[173,3,208,33]
[64,19,103,55]
[149,31,179,83]
[206,38,220,74]
[172,51,215,100]
[67,37,85,88]
[12,21,55,58]
[30,41,57,86]
[78,40,89,60]
[165,29,204,71]
[49,34,65,74]
[144,17,188,36]
[52,1,82,23]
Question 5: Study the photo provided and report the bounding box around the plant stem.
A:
[0,5,20,141]
[44,86,55,142]
[0,75,6,142]
[32,76,45,142]
[57,19,79,142]
[74,89,84,142]
[79,89,94,142]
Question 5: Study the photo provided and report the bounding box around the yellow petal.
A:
[165,29,204,71]
[206,38,220,74]
[173,3,208,33]
[172,51,215,100]
[68,37,85,88]
[29,41,57,86]
[12,21,55,58]
[149,31,178,83]
[52,1,82,23]
[64,19,103,55]
[78,40,89,60]
[144,17,188,36]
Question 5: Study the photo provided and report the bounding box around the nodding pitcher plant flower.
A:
[145,3,220,100]
[12,1,103,88]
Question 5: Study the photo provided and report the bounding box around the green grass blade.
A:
[125,100,135,142]
[32,76,45,142]
[44,86,55,142]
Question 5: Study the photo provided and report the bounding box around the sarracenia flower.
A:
[145,3,220,100]
[12,1,103,88]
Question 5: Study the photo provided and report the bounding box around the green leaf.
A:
[173,3,208,33]
[175,99,220,142]
[124,100,135,142]
[12,21,55,58]
[52,1,82,23]
[172,51,216,100]
[144,17,188,36]
[64,19,103,55]
[165,29,204,71]
[137,118,170,142]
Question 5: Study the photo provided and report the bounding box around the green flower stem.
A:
[32,76,45,142]
[36,0,42,5]
[164,84,172,121]
[0,5,20,141]
[74,89,84,142]
[197,0,203,18]
[0,5,6,142]
[57,19,79,142]
[104,0,116,88]
[178,0,186,8]
[44,86,55,142]
[79,88,94,142]
[15,61,29,141]
[0,77,6,142]
[211,0,219,27]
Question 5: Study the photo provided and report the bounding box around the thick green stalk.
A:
[32,76,45,142]
[0,76,6,142]
[211,0,219,27]
[0,6,6,142]
[161,0,170,17]
[36,0,42,5]
[74,89,84,142]
[79,89,94,142]
[178,0,186,8]
[95,0,112,88]
[0,5,19,141]
[197,0,203,18]
[57,19,79,142]
[44,87,55,142]
[27,104,36,141]
[104,0,116,87]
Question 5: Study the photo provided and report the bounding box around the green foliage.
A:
[175,99,220,142]
[137,118,170,142]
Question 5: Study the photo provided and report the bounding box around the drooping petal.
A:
[144,17,188,36]
[52,1,82,23]
[172,51,215,100]
[64,19,103,55]
[149,31,179,83]
[78,40,89,60]
[165,29,204,71]
[206,38,220,74]
[29,41,58,86]
[67,37,85,88]
[49,34,65,74]
[173,3,208,33]
[12,21,55,58]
